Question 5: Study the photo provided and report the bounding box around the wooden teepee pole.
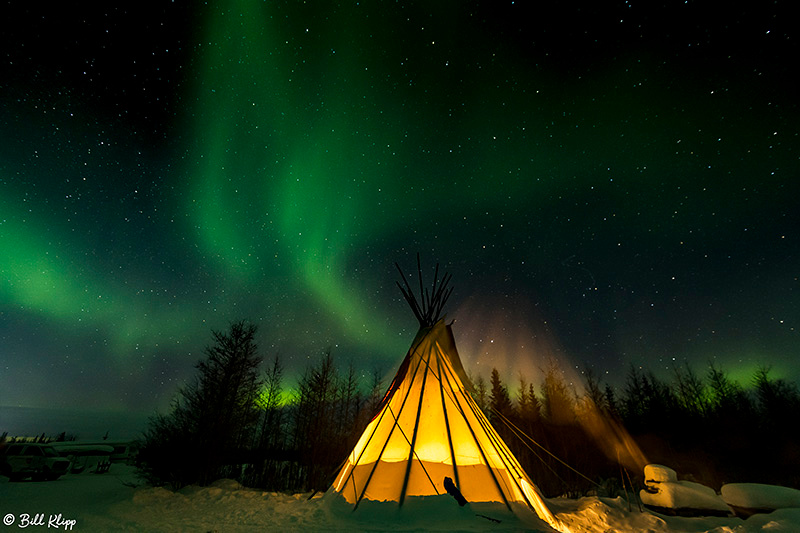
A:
[395,254,452,327]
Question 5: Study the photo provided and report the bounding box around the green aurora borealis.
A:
[1,1,798,417]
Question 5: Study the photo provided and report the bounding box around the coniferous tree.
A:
[192,321,263,476]
[706,363,754,425]
[622,365,674,432]
[337,363,361,439]
[258,354,285,451]
[707,364,742,408]
[138,320,263,488]
[244,353,287,490]
[541,361,575,425]
[527,382,542,420]
[516,377,541,423]
[489,368,514,424]
[622,365,646,424]
[291,349,346,491]
[472,374,489,414]
[672,363,709,417]
[752,366,800,444]
[603,384,620,419]
[582,369,606,413]
[517,376,530,413]
[753,366,800,417]
[363,368,385,419]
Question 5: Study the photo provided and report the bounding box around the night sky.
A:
[1,1,797,422]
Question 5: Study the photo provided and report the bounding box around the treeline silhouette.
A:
[480,362,800,496]
[136,321,800,495]
[136,321,385,491]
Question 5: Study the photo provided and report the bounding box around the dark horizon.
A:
[0,405,149,441]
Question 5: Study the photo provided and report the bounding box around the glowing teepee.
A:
[329,260,564,531]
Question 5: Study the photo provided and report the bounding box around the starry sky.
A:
[1,1,797,423]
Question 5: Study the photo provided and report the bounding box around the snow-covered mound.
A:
[722,483,800,518]
[641,480,731,516]
[640,464,730,516]
[646,464,679,483]
[3,464,800,532]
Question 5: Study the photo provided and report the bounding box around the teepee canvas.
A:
[329,262,563,531]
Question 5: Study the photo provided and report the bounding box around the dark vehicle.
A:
[0,443,71,481]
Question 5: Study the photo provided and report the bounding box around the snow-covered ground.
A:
[2,465,800,532]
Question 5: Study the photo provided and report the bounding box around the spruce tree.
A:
[138,320,263,487]
[258,354,285,451]
[489,368,514,423]
[541,361,575,425]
